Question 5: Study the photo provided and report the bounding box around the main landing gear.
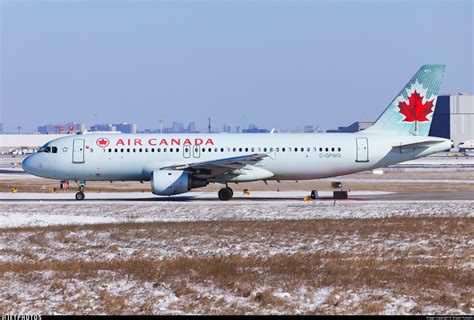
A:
[75,180,86,201]
[218,186,233,201]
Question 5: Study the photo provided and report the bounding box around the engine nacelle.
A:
[151,170,207,195]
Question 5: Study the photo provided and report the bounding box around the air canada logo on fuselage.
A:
[95,137,215,147]
[96,138,110,148]
[116,138,215,146]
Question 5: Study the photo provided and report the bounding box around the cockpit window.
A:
[38,146,57,153]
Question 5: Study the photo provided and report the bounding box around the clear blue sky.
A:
[1,0,473,133]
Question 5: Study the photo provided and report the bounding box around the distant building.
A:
[429,93,474,145]
[187,122,196,133]
[0,123,3,134]
[304,125,314,133]
[90,124,116,132]
[65,122,86,133]
[0,134,70,155]
[38,124,62,134]
[242,124,269,133]
[114,122,137,134]
[223,124,232,133]
[326,121,374,133]
[171,122,184,133]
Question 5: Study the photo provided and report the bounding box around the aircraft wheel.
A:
[218,187,233,201]
[75,191,85,201]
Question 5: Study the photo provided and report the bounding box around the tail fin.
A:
[364,65,445,136]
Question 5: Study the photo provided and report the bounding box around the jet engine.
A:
[151,170,207,195]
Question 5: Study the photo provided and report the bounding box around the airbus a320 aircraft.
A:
[22,65,452,201]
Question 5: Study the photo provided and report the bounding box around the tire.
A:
[75,191,85,201]
[218,187,233,201]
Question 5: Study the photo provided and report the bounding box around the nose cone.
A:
[22,154,37,175]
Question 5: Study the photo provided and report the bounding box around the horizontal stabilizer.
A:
[392,140,442,150]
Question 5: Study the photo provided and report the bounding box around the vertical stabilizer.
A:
[364,65,445,136]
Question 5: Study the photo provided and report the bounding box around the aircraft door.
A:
[193,145,201,158]
[356,138,369,162]
[183,145,191,158]
[72,139,85,163]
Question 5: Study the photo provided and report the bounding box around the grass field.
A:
[1,217,472,314]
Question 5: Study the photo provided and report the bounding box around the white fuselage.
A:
[22,132,451,182]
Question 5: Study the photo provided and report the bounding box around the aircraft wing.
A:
[392,140,443,150]
[160,153,269,179]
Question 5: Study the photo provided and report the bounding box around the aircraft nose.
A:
[22,154,36,174]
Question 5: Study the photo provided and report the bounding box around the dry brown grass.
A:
[1,217,472,314]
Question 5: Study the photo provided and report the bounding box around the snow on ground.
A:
[1,191,473,228]
[4,272,456,315]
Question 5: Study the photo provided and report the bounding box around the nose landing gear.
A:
[75,180,86,201]
[218,186,233,201]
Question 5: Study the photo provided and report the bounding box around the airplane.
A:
[22,65,453,201]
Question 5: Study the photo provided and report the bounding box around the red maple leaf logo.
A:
[96,138,110,148]
[398,90,434,122]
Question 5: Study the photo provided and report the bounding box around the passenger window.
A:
[176,148,179,152]
[270,147,274,152]
[338,147,341,152]
[115,148,118,152]
[319,148,323,152]
[202,148,206,152]
[245,148,249,152]
[251,148,255,152]
[294,148,298,152]
[233,148,236,152]
[52,147,58,153]
[151,148,155,152]
[121,148,124,152]
[133,148,136,152]
[331,147,335,152]
[164,148,167,152]
[170,148,173,152]
[139,148,143,152]
[145,148,148,152]
[221,148,224,152]
[301,148,304,152]
[127,148,130,152]
[239,148,242,152]
[263,148,267,152]
[306,147,310,152]
[108,148,112,153]
[276,147,280,152]
[282,148,286,152]
[215,148,218,152]
[325,148,329,152]
[208,148,212,152]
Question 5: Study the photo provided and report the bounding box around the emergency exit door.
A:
[356,138,369,162]
[73,139,85,163]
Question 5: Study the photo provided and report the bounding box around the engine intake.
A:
[151,170,207,195]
